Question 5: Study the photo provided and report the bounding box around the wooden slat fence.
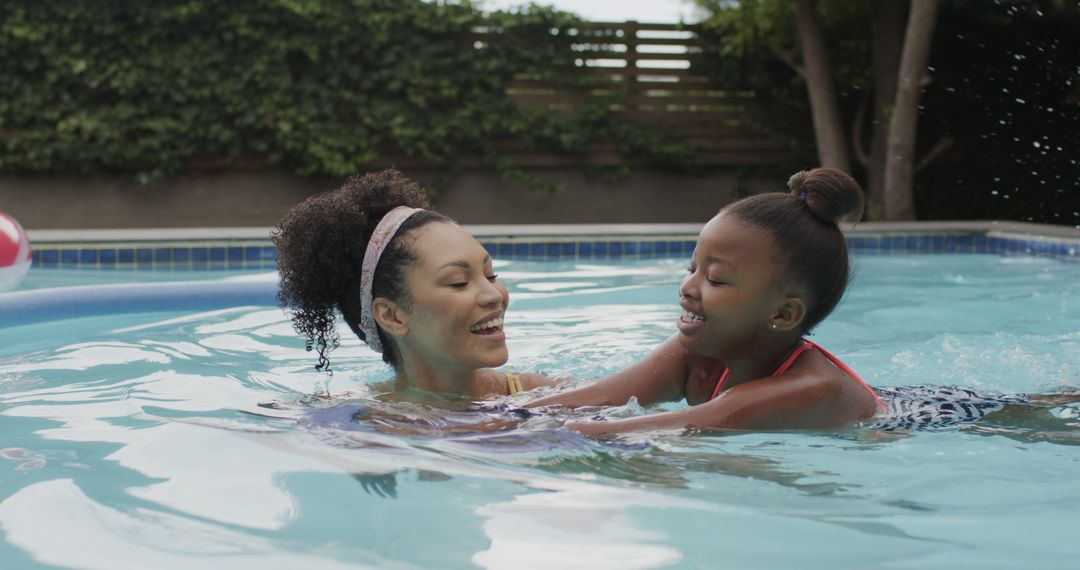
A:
[491,21,793,167]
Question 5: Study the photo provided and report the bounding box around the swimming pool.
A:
[2,251,1079,568]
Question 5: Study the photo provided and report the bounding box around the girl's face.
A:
[395,222,510,371]
[677,213,789,359]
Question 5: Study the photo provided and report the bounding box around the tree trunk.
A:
[793,0,851,174]
[867,0,906,219]
[883,0,939,221]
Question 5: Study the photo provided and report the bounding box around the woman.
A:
[273,169,555,401]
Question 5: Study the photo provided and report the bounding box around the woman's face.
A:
[395,222,510,371]
[677,213,788,359]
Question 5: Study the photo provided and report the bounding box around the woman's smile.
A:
[470,312,505,338]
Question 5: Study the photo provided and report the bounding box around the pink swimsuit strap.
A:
[710,338,886,412]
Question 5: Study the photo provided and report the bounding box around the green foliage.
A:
[0,0,690,188]
[694,0,870,94]
[691,0,1080,224]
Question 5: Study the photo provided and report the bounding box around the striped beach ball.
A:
[0,211,32,291]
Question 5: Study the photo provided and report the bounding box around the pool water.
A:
[1,254,1079,568]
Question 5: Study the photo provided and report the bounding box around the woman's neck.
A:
[392,354,490,399]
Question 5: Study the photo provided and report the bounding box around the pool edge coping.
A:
[26,220,1080,243]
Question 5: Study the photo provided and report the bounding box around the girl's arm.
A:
[564,368,846,435]
[524,334,692,408]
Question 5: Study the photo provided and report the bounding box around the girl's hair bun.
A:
[787,167,865,225]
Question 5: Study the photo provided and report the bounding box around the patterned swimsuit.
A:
[867,385,1030,431]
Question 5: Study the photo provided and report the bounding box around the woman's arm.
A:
[525,334,692,409]
[565,369,846,436]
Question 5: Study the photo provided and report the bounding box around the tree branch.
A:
[915,136,954,174]
[852,90,871,168]
[770,46,805,79]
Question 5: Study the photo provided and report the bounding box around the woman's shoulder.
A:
[478,368,560,397]
[518,371,562,391]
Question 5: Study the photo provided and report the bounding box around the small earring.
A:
[770,323,778,330]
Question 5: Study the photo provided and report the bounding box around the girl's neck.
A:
[721,336,805,387]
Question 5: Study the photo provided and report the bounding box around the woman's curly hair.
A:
[271,169,449,372]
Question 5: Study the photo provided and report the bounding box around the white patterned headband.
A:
[358,206,423,353]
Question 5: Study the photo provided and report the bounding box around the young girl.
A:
[273,169,554,401]
[527,168,886,434]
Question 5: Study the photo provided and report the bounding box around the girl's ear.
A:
[372,298,409,338]
[769,296,806,332]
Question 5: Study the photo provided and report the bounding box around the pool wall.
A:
[24,221,1080,270]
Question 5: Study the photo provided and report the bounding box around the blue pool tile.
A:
[136,248,153,263]
[529,243,544,258]
[244,247,263,261]
[609,242,624,257]
[594,242,609,257]
[496,243,512,259]
[561,242,575,257]
[31,251,41,265]
[99,249,117,265]
[61,249,79,265]
[118,249,134,264]
[482,243,497,257]
[154,248,173,263]
[79,249,97,265]
[191,248,208,262]
[209,247,226,261]
[172,248,190,262]
[931,235,944,252]
[666,241,683,255]
[545,243,561,259]
[655,241,669,255]
[513,243,529,259]
[578,242,594,258]
[638,241,655,256]
[227,247,243,262]
[41,250,59,266]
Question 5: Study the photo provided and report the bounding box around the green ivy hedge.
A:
[0,0,690,187]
